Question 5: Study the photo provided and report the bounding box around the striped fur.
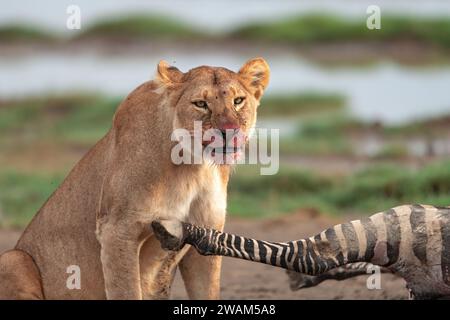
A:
[287,262,390,290]
[152,204,450,299]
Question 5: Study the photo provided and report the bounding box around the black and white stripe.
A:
[153,204,450,299]
[287,262,389,291]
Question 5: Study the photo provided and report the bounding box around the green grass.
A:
[1,94,447,157]
[51,97,119,144]
[0,94,347,149]
[2,14,450,50]
[0,157,448,226]
[384,115,450,137]
[1,93,447,160]
[279,112,450,157]
[228,166,337,218]
[372,143,409,159]
[0,25,55,42]
[278,113,360,156]
[0,95,120,148]
[259,92,345,117]
[323,161,450,213]
[228,166,334,218]
[227,161,450,218]
[78,15,206,40]
[0,171,64,227]
[279,135,352,156]
[231,14,450,49]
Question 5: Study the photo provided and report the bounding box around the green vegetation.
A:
[2,14,450,49]
[279,112,450,157]
[1,94,448,157]
[279,135,352,156]
[2,160,448,227]
[78,15,206,40]
[0,25,55,42]
[372,143,409,159]
[324,161,450,213]
[259,93,345,117]
[0,95,120,148]
[51,96,119,144]
[0,93,346,149]
[228,161,450,218]
[0,93,447,159]
[228,166,333,218]
[384,115,450,137]
[279,113,360,156]
[0,171,64,227]
[231,14,450,48]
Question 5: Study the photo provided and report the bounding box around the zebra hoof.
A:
[287,270,318,290]
[152,220,185,251]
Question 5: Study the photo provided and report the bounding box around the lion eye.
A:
[234,97,245,105]
[193,100,208,109]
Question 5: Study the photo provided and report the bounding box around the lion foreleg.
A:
[139,236,190,300]
[179,248,223,299]
[97,220,145,300]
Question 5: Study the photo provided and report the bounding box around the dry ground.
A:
[0,211,408,299]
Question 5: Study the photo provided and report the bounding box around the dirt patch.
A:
[0,229,21,253]
[0,212,408,299]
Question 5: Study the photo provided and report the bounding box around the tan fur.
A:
[0,58,270,299]
[0,250,44,299]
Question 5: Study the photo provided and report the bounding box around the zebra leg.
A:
[152,220,187,251]
[287,270,325,290]
[287,263,389,290]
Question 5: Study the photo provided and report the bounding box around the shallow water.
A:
[1,51,449,125]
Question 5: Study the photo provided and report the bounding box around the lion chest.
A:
[153,166,227,222]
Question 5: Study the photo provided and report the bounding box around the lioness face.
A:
[157,58,270,160]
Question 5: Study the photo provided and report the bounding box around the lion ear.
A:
[156,60,184,86]
[238,57,270,100]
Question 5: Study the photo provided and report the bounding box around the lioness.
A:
[0,58,270,299]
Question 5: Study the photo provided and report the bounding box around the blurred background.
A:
[0,0,449,299]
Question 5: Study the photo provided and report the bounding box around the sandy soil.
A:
[0,211,408,300]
